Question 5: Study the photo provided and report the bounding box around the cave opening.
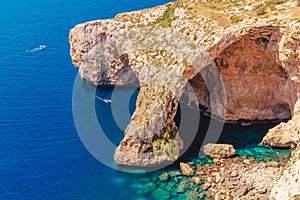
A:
[177,28,295,162]
[176,100,291,163]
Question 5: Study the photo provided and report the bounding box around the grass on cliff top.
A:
[177,0,297,28]
[152,7,177,28]
[254,0,289,16]
[175,0,248,27]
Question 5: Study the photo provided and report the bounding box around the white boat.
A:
[96,96,111,103]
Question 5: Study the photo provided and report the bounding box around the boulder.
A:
[179,162,194,176]
[261,100,300,149]
[202,143,236,159]
[192,177,204,185]
[202,182,211,191]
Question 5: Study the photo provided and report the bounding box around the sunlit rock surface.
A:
[69,0,300,193]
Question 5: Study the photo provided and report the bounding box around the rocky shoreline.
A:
[69,0,300,166]
[69,0,300,198]
[135,144,290,200]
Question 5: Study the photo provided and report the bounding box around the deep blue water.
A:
[0,0,291,200]
[0,1,171,199]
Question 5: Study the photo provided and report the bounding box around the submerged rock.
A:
[151,188,171,200]
[159,172,170,183]
[137,182,156,196]
[202,143,236,159]
[176,179,190,193]
[143,152,293,200]
[199,193,205,199]
[185,188,200,200]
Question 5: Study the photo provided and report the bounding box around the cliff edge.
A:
[69,0,300,198]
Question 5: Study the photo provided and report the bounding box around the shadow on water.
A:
[95,86,139,146]
[95,87,291,170]
[176,101,289,162]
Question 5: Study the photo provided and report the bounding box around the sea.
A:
[0,0,291,199]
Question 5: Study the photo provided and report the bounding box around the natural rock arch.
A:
[189,26,297,123]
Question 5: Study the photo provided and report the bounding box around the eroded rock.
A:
[69,0,300,169]
[192,177,204,185]
[180,162,194,176]
[202,143,236,159]
[261,99,300,148]
[270,144,300,200]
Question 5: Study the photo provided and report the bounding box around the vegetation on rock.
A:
[153,7,177,27]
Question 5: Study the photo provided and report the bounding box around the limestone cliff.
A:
[69,0,300,194]
[70,0,300,163]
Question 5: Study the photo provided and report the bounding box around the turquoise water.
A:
[218,123,291,163]
[0,0,291,199]
[92,84,291,200]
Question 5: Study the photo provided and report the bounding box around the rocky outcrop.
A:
[135,156,289,200]
[69,0,300,168]
[261,99,300,148]
[203,159,284,200]
[179,162,194,176]
[270,143,300,199]
[202,143,236,159]
[206,27,298,122]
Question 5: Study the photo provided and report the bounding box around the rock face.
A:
[270,144,300,199]
[69,0,300,170]
[261,99,300,148]
[202,143,236,159]
[190,26,298,122]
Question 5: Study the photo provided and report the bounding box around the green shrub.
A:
[154,7,176,27]
[256,6,267,15]
[230,16,241,24]
[255,0,288,16]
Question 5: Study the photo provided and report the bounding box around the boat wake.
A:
[26,45,46,53]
